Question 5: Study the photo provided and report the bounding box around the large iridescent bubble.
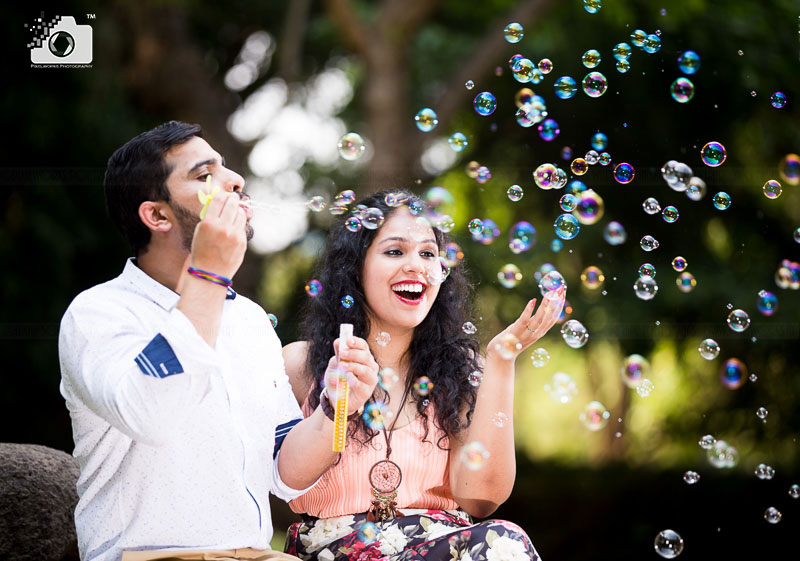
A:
[582,49,601,68]
[473,92,497,116]
[574,189,605,224]
[561,319,589,348]
[614,162,635,184]
[498,264,523,289]
[720,358,747,389]
[603,221,627,245]
[701,141,727,167]
[538,118,560,141]
[670,78,695,103]
[554,213,581,240]
[678,50,701,74]
[338,133,366,160]
[554,76,578,99]
[503,22,524,43]
[582,72,608,97]
[509,221,537,253]
[414,108,439,132]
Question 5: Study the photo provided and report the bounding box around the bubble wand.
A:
[197,175,220,219]
[332,323,353,452]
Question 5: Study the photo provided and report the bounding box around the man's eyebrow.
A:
[186,157,224,178]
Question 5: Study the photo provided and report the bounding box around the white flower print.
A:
[486,535,529,561]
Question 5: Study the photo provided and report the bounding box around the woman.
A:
[282,190,565,561]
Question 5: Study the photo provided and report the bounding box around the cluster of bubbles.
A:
[774,259,800,289]
[704,437,740,468]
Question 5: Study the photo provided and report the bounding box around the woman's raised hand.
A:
[486,286,566,361]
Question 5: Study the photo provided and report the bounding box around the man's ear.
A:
[138,201,174,233]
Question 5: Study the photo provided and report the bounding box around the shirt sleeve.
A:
[59,294,221,446]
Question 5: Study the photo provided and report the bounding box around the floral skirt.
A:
[284,509,540,561]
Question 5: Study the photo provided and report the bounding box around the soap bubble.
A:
[699,435,715,449]
[678,50,701,74]
[305,279,322,297]
[267,313,278,328]
[762,179,782,199]
[473,92,497,116]
[770,92,787,109]
[465,161,480,179]
[560,193,578,212]
[676,272,697,293]
[384,192,409,207]
[414,375,433,396]
[634,276,658,300]
[475,166,492,184]
[448,132,469,152]
[603,221,627,245]
[538,118,560,141]
[378,368,399,390]
[545,372,578,403]
[683,471,700,484]
[460,441,490,470]
[756,407,768,421]
[361,207,385,230]
[515,87,534,107]
[662,206,679,223]
[701,142,727,167]
[468,218,484,235]
[764,507,782,524]
[534,163,558,189]
[493,332,522,359]
[670,77,695,103]
[720,358,747,389]
[614,162,635,183]
[571,158,588,175]
[583,0,602,13]
[582,49,601,68]
[671,256,688,272]
[789,484,800,499]
[472,218,500,245]
[707,439,738,468]
[307,196,326,212]
[561,146,573,160]
[511,57,535,83]
[554,213,581,240]
[584,150,599,165]
[516,101,546,127]
[561,319,589,348]
[498,264,523,288]
[414,108,439,132]
[345,216,362,232]
[727,309,750,332]
[613,42,632,60]
[713,191,731,210]
[341,295,354,309]
[756,290,778,316]
[636,379,655,397]
[580,401,610,431]
[492,412,509,428]
[509,221,537,253]
[654,530,684,559]
[591,132,608,150]
[567,179,587,194]
[362,401,387,430]
[620,354,649,388]
[638,263,656,278]
[335,189,356,206]
[376,331,392,347]
[539,270,566,296]
[643,34,662,53]
[554,76,578,99]
[468,371,483,387]
[537,58,553,74]
[581,266,605,290]
[686,177,707,200]
[338,133,366,160]
[630,29,647,47]
[442,242,464,267]
[640,235,659,251]
[795,228,800,243]
[662,160,693,191]
[643,197,661,215]
[357,521,379,543]
[531,347,550,367]
[462,321,477,335]
[504,22,524,43]
[755,463,775,480]
[507,184,524,201]
[615,59,631,73]
[598,152,612,165]
[465,80,475,90]
[698,338,720,360]
[582,72,608,97]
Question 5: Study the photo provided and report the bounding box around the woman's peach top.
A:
[289,395,459,518]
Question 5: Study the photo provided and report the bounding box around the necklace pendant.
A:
[368,459,402,521]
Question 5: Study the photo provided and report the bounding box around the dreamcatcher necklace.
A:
[367,379,413,522]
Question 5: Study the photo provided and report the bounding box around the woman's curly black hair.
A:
[300,190,481,449]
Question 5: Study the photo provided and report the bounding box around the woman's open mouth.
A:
[391,281,426,304]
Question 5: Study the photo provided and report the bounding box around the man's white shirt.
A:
[59,259,308,561]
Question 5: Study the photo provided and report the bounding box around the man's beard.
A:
[170,194,254,253]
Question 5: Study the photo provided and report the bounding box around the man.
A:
[59,121,377,561]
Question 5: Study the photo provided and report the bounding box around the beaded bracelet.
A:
[187,267,232,288]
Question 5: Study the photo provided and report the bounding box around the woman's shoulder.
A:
[282,341,312,405]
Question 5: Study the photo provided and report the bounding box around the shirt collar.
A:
[122,258,236,311]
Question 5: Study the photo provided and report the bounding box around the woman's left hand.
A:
[487,286,566,361]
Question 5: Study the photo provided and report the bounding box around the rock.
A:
[0,443,80,561]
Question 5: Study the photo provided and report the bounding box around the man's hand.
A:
[190,192,248,279]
